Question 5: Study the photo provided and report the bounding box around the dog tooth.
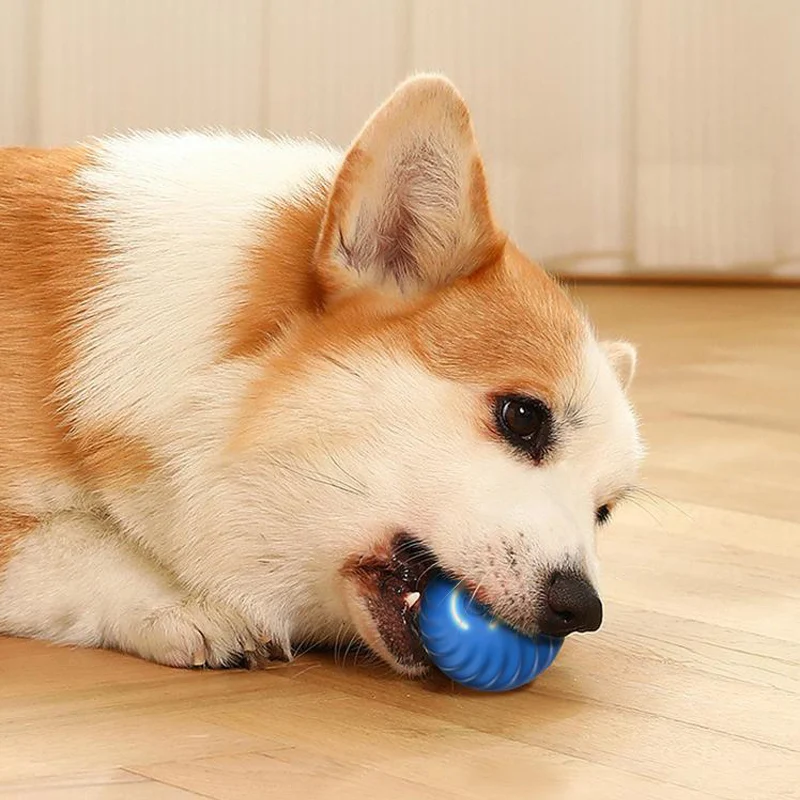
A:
[404,591,421,608]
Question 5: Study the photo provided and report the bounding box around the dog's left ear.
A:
[603,340,637,390]
[315,74,504,298]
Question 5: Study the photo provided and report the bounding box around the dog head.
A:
[236,76,642,673]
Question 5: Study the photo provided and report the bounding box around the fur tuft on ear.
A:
[603,340,637,390]
[315,74,504,297]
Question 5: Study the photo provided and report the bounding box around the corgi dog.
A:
[0,75,642,675]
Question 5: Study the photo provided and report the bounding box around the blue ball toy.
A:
[418,576,563,692]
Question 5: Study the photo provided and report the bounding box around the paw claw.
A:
[243,644,276,670]
[133,602,276,670]
[264,640,290,662]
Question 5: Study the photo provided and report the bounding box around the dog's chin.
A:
[340,534,439,677]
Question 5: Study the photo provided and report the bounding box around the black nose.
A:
[539,572,603,636]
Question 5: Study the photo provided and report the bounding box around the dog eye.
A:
[595,505,612,525]
[495,395,553,462]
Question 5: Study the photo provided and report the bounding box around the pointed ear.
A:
[315,74,504,297]
[603,340,637,390]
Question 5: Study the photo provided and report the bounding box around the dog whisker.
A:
[624,495,665,526]
[319,352,365,381]
[265,456,366,498]
[628,486,691,519]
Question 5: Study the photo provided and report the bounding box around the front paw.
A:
[131,600,284,669]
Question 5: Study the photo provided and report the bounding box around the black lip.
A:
[352,534,441,669]
[388,535,440,591]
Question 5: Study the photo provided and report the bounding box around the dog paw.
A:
[127,601,281,669]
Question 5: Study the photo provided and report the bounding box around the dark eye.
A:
[495,395,553,462]
[595,505,611,525]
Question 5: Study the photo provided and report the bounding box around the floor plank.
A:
[0,769,202,798]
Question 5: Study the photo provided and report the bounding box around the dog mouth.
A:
[341,534,440,673]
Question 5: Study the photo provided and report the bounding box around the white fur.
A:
[0,510,259,666]
[66,132,340,435]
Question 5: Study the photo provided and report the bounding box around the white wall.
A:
[1,0,798,280]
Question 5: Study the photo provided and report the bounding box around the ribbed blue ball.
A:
[418,576,563,692]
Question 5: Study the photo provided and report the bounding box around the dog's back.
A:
[0,136,339,522]
[0,146,94,516]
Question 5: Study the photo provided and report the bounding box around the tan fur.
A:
[0,148,154,516]
[226,179,330,360]
[230,240,582,458]
[0,510,39,570]
[73,432,157,486]
[411,244,583,404]
[0,147,94,485]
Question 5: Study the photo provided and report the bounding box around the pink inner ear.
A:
[343,141,461,285]
[604,341,637,389]
[373,200,419,282]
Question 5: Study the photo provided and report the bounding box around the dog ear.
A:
[603,341,637,390]
[315,74,504,298]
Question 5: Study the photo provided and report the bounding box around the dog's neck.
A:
[224,174,335,361]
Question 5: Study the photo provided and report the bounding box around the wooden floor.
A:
[1,286,798,800]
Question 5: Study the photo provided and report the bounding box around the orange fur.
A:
[225,179,329,360]
[0,510,39,570]
[231,232,582,453]
[0,147,95,485]
[411,244,583,404]
[0,147,155,516]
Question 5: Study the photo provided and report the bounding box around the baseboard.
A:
[554,271,800,288]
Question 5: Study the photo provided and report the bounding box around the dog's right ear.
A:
[603,341,637,391]
[314,74,504,300]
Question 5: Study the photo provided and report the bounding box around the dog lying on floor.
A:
[0,75,642,674]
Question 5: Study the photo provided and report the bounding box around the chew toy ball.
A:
[419,576,562,692]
